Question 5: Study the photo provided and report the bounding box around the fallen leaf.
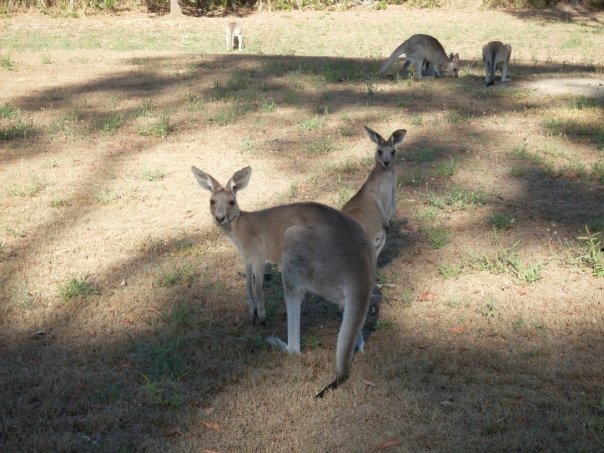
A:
[418,291,436,302]
[375,438,401,451]
[448,326,467,334]
[121,319,135,325]
[363,380,376,387]
[202,450,224,453]
[201,420,220,431]
[147,307,162,314]
[164,427,181,437]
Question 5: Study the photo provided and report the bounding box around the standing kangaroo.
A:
[225,22,243,51]
[342,126,407,258]
[378,34,460,79]
[482,41,512,86]
[191,166,375,398]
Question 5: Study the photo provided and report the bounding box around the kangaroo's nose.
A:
[215,215,226,224]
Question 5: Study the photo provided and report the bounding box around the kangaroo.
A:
[191,166,375,398]
[342,126,407,258]
[225,22,243,51]
[482,41,511,86]
[378,34,460,79]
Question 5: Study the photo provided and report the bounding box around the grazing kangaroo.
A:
[191,166,375,398]
[342,126,407,258]
[482,41,512,86]
[225,22,243,51]
[378,34,460,79]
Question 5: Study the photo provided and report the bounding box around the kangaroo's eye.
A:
[228,200,235,206]
[378,150,383,155]
[210,199,215,206]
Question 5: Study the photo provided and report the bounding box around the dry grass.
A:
[1,5,603,452]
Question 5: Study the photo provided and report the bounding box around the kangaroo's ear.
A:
[453,52,460,61]
[364,125,386,146]
[389,129,407,149]
[228,166,252,192]
[191,166,220,192]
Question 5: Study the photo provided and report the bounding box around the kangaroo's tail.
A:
[378,42,407,76]
[316,287,371,399]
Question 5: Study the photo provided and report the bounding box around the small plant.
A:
[261,97,276,113]
[0,103,18,118]
[98,113,124,134]
[365,77,378,96]
[141,375,184,407]
[578,226,604,278]
[424,225,451,249]
[135,99,154,117]
[1,55,14,70]
[438,262,463,279]
[375,318,394,331]
[481,298,498,319]
[298,116,325,132]
[58,275,98,300]
[489,212,514,230]
[302,335,322,349]
[446,110,467,124]
[148,336,190,379]
[5,226,26,238]
[41,54,51,64]
[49,199,71,208]
[95,189,119,205]
[138,113,170,138]
[509,140,542,164]
[212,70,252,100]
[410,114,423,126]
[185,93,205,112]
[0,120,34,141]
[7,177,47,197]
[435,158,460,178]
[417,206,439,224]
[140,169,166,182]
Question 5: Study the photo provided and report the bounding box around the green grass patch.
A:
[578,227,604,278]
[95,189,119,205]
[438,262,464,279]
[429,187,487,211]
[7,177,47,197]
[1,55,14,70]
[0,103,19,118]
[138,113,170,138]
[140,168,166,182]
[306,137,336,157]
[157,264,197,288]
[58,275,99,300]
[49,199,71,208]
[0,120,34,141]
[489,212,514,230]
[98,113,124,134]
[424,225,451,249]
[298,116,326,132]
[435,157,460,178]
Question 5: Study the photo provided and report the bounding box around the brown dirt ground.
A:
[1,5,604,452]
